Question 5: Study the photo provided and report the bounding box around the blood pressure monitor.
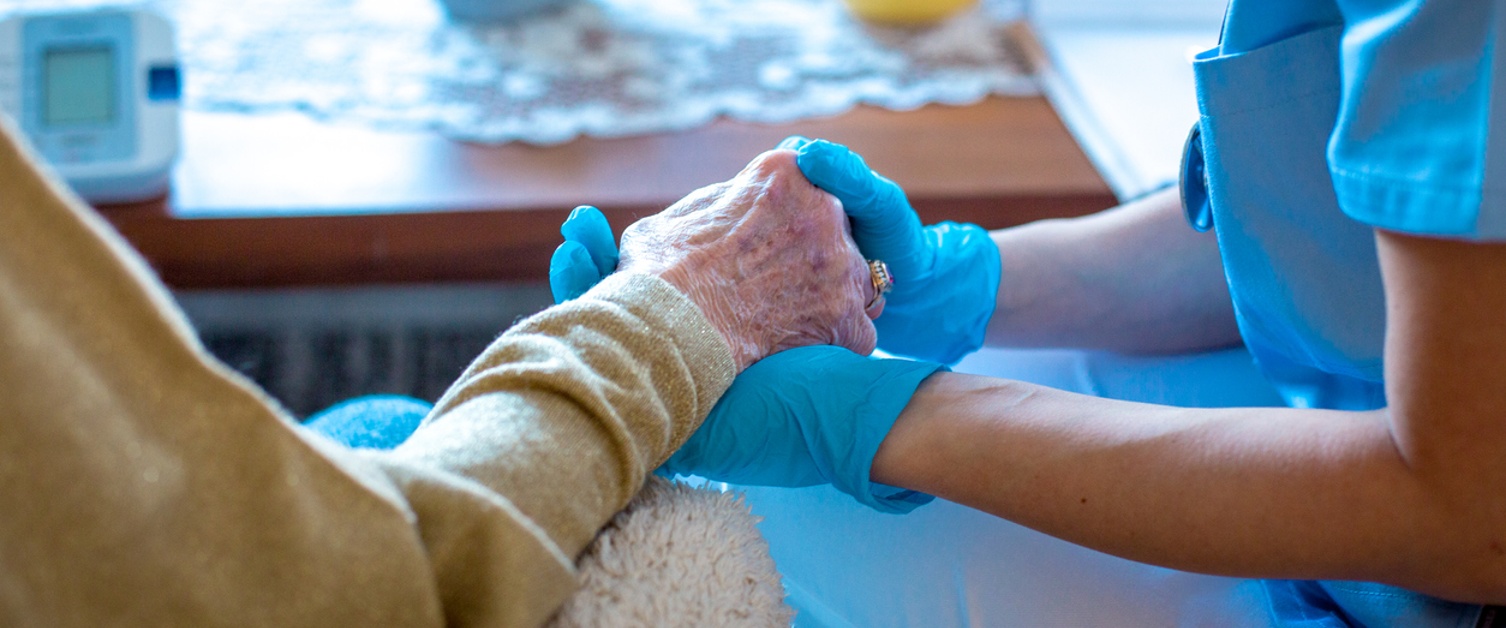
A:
[0,7,180,203]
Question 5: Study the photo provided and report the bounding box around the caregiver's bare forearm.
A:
[985,188,1239,353]
[870,375,1495,603]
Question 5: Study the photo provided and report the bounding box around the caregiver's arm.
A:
[985,187,1239,353]
[871,230,1506,603]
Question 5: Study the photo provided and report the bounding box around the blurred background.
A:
[3,0,1224,416]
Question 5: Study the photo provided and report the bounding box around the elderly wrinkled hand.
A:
[616,149,880,370]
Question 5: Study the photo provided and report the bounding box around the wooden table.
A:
[97,97,1113,289]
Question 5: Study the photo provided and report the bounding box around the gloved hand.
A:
[549,206,944,513]
[777,136,1002,364]
[548,205,618,303]
[662,345,946,514]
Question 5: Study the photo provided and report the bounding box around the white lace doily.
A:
[6,0,1036,144]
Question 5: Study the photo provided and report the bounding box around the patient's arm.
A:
[984,187,1241,354]
[0,122,867,627]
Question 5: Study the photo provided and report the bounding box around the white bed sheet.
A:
[735,346,1289,627]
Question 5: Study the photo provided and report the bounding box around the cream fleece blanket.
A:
[553,478,792,627]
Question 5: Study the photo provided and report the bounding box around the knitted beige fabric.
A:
[0,114,740,627]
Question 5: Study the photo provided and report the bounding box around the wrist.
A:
[826,357,948,513]
[872,372,1026,498]
[654,266,760,371]
[869,372,947,490]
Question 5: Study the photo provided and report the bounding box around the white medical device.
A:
[0,6,180,203]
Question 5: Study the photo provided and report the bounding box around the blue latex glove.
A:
[547,206,945,513]
[663,345,946,514]
[777,136,1002,364]
[548,205,618,302]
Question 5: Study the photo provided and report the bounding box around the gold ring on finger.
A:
[867,259,893,308]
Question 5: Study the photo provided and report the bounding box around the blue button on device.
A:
[0,7,180,203]
[147,64,180,101]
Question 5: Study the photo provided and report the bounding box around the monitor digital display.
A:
[42,46,115,127]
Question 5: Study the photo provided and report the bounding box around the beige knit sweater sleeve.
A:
[0,116,736,627]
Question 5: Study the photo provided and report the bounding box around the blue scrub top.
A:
[1192,0,1506,411]
[1192,1,1506,624]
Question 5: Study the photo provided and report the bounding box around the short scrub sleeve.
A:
[1328,0,1506,241]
